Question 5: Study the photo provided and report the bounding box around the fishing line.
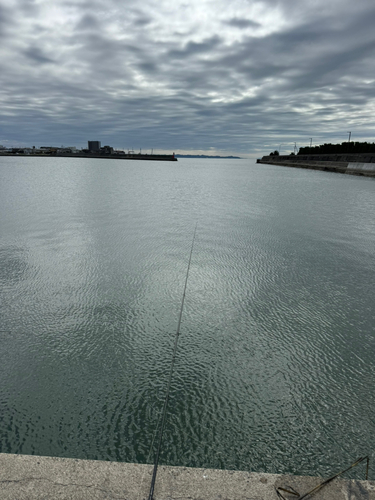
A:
[137,406,164,500]
[147,223,198,500]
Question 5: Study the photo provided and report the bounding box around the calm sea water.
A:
[0,156,374,479]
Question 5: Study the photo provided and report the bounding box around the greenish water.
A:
[0,156,374,479]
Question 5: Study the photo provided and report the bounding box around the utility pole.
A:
[348,132,351,143]
[310,138,312,148]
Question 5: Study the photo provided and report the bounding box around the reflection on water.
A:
[0,157,374,478]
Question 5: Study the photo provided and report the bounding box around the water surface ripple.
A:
[0,157,374,479]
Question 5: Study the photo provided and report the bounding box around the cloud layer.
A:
[1,0,375,155]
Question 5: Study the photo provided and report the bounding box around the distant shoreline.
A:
[175,154,241,159]
[0,152,177,162]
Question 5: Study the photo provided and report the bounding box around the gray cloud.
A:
[133,15,153,27]
[75,14,100,31]
[168,36,223,59]
[224,18,261,29]
[18,0,41,16]
[0,4,13,38]
[23,46,55,64]
[1,0,375,154]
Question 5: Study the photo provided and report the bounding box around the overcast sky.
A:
[1,0,375,156]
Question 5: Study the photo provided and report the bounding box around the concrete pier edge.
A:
[0,453,374,499]
[258,156,375,177]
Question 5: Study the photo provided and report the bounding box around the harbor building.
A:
[88,141,101,152]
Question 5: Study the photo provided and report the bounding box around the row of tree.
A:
[269,141,375,156]
[298,141,375,155]
[269,150,295,156]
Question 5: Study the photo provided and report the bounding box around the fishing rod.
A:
[276,456,369,500]
[147,223,198,500]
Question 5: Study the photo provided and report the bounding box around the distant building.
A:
[40,146,59,151]
[100,145,113,154]
[88,141,101,152]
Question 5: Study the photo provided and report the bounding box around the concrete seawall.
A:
[347,162,375,175]
[0,453,374,499]
[258,155,375,177]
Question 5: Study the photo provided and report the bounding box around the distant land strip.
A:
[175,154,241,159]
[0,152,177,161]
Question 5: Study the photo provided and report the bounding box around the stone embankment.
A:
[0,453,374,499]
[258,153,375,177]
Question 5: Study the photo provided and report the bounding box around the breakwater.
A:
[258,153,375,177]
[0,152,177,161]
